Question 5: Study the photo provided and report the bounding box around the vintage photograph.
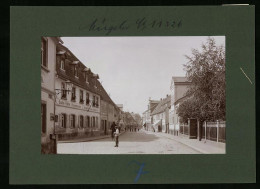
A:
[41,36,226,154]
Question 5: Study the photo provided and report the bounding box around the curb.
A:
[144,130,208,154]
[58,131,126,143]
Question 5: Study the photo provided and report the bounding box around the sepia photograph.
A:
[41,36,226,154]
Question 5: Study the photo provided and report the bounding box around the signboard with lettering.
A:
[57,99,100,113]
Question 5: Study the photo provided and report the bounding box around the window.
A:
[80,90,84,103]
[86,116,90,128]
[71,87,76,101]
[61,82,67,99]
[96,97,99,107]
[61,114,66,128]
[60,59,65,70]
[41,103,46,133]
[93,117,95,127]
[85,74,89,83]
[41,38,48,67]
[96,117,98,127]
[86,93,90,105]
[93,96,96,106]
[74,66,78,77]
[70,114,75,128]
[79,115,84,128]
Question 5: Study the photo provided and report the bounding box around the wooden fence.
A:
[202,121,226,143]
[179,121,226,143]
[179,124,189,135]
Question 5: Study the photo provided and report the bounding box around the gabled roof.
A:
[56,43,119,111]
[151,95,171,115]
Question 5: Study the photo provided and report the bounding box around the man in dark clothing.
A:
[110,122,116,140]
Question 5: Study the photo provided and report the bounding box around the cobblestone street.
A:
[57,130,201,154]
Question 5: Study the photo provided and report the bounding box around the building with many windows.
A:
[54,43,102,135]
[142,98,160,131]
[150,95,171,133]
[54,43,121,137]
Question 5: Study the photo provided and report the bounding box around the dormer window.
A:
[60,59,65,70]
[82,67,90,84]
[92,74,99,88]
[85,74,89,83]
[74,66,78,78]
[70,60,79,78]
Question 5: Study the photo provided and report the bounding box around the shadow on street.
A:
[90,131,160,143]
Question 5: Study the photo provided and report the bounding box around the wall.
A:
[55,77,100,132]
[41,37,57,144]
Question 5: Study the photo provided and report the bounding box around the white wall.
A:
[41,37,57,144]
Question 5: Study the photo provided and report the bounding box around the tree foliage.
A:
[177,37,225,122]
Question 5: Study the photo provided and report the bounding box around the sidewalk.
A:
[143,130,225,154]
[58,131,126,143]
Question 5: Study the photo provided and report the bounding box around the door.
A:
[189,118,197,139]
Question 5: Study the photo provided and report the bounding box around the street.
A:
[57,130,201,154]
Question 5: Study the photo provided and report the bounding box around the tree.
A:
[133,113,142,126]
[180,37,225,121]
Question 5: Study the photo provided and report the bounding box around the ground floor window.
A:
[79,115,84,128]
[92,116,95,128]
[70,114,76,128]
[61,113,66,128]
[96,117,98,128]
[86,116,90,128]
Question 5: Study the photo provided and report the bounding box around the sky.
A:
[61,36,225,115]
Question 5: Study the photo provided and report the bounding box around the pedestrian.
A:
[114,126,120,147]
[110,121,116,141]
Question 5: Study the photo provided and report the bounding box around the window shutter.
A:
[59,114,61,127]
[69,114,71,128]
[78,115,80,128]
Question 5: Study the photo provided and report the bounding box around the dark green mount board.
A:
[10,6,255,184]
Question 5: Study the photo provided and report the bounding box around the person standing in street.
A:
[110,121,116,141]
[114,126,120,147]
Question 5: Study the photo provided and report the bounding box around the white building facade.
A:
[41,37,62,145]
[169,77,191,135]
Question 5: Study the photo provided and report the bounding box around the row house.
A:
[99,83,122,134]
[150,95,171,133]
[41,37,63,145]
[169,77,191,135]
[124,112,137,130]
[54,43,101,135]
[142,98,160,131]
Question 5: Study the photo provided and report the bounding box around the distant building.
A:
[142,98,160,131]
[150,95,171,133]
[124,112,137,130]
[169,77,191,135]
[117,104,123,111]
